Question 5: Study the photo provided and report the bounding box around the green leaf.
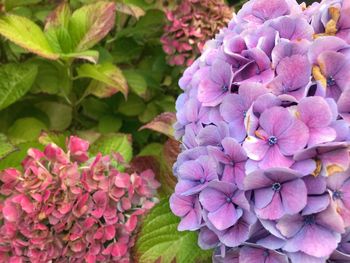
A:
[0,133,16,159]
[0,63,38,111]
[30,59,69,95]
[117,93,145,117]
[69,1,116,51]
[0,14,59,59]
[134,198,212,263]
[77,63,128,98]
[89,133,132,163]
[115,2,145,19]
[81,97,110,120]
[4,0,42,11]
[138,102,158,123]
[38,131,67,149]
[61,50,99,64]
[35,102,72,131]
[117,9,164,40]
[45,2,71,30]
[123,70,148,99]
[98,115,122,134]
[140,112,176,138]
[0,141,44,170]
[111,37,142,64]
[8,117,47,144]
[138,143,163,157]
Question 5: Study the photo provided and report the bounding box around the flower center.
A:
[243,110,247,117]
[304,215,316,225]
[199,178,205,184]
[271,182,281,192]
[268,136,278,146]
[333,190,342,200]
[327,76,336,87]
[263,250,269,257]
[222,85,229,92]
[226,197,232,203]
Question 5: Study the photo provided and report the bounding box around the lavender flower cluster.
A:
[170,0,350,262]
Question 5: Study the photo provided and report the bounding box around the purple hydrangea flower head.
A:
[170,0,350,261]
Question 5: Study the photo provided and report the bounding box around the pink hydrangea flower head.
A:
[0,136,159,262]
[161,0,233,66]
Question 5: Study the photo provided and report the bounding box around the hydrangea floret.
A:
[171,0,350,262]
[0,136,160,262]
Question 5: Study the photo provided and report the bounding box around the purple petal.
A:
[259,146,294,169]
[256,192,285,220]
[208,204,241,231]
[281,179,307,214]
[199,187,227,212]
[278,119,309,156]
[243,136,269,161]
[276,214,304,238]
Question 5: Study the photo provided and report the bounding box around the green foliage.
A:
[0,63,38,110]
[134,197,212,263]
[0,133,16,159]
[0,0,187,261]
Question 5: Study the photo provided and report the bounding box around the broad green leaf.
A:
[134,198,212,263]
[30,60,70,95]
[138,143,163,157]
[77,63,128,97]
[115,2,145,19]
[35,102,72,131]
[0,133,16,159]
[138,102,158,123]
[123,70,148,98]
[117,9,164,40]
[0,141,44,170]
[98,115,122,134]
[61,50,99,64]
[112,37,142,64]
[38,131,67,149]
[0,63,38,111]
[45,2,71,30]
[117,93,145,117]
[4,0,41,11]
[0,14,59,59]
[69,1,116,51]
[140,112,176,138]
[89,133,132,163]
[8,117,47,144]
[81,97,110,120]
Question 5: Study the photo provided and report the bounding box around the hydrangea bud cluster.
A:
[0,136,160,263]
[170,0,350,262]
[161,0,233,66]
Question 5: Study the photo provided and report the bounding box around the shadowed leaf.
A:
[78,63,128,98]
[140,112,176,138]
[0,63,38,111]
[0,134,16,160]
[115,2,145,19]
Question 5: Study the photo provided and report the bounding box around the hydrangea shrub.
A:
[161,0,232,66]
[0,136,159,262]
[171,0,350,262]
